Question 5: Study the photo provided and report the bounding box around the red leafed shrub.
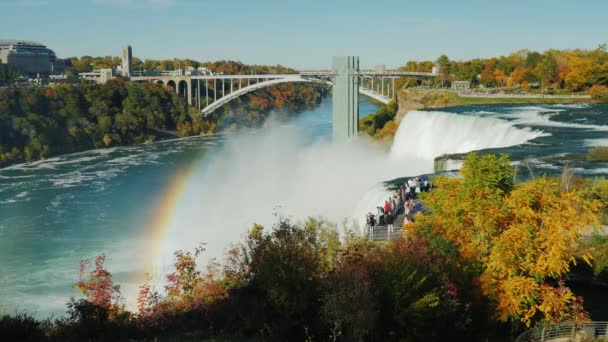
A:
[74,254,123,313]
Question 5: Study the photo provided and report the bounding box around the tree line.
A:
[2,154,608,341]
[66,57,298,76]
[403,45,608,98]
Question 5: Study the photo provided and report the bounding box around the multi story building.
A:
[0,40,61,76]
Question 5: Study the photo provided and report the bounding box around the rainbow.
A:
[140,157,202,283]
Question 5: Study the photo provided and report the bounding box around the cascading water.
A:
[389,110,549,163]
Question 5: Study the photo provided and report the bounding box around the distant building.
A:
[80,68,115,84]
[375,64,386,73]
[0,40,59,76]
[79,45,131,84]
[121,45,132,77]
[185,66,213,76]
[451,81,471,92]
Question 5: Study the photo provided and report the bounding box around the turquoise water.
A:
[1,98,607,319]
[0,97,379,318]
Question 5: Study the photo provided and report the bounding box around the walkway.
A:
[365,177,430,241]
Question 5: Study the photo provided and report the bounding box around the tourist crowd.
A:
[366,176,432,236]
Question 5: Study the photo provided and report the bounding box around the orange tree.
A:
[416,153,598,327]
[74,254,124,317]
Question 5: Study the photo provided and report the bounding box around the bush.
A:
[0,314,48,341]
[587,146,608,162]
[580,178,608,224]
[357,100,398,138]
[588,85,608,100]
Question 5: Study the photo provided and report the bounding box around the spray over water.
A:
[161,109,545,266]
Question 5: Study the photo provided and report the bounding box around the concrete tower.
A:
[332,56,359,142]
[121,45,132,77]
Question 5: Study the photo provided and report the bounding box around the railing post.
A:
[571,323,576,341]
[540,326,545,342]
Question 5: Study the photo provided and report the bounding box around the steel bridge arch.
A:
[200,75,330,116]
[199,76,389,116]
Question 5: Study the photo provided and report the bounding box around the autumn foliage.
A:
[405,45,608,95]
[417,153,598,326]
[74,254,123,316]
[3,154,606,341]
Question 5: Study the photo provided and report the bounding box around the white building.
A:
[79,69,115,84]
[451,81,471,92]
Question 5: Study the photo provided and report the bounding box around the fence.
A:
[515,322,608,342]
[366,225,404,240]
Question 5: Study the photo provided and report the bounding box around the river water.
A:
[1,98,607,318]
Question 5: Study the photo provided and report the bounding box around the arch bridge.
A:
[131,57,436,141]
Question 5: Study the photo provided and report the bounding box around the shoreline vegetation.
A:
[0,65,329,168]
[3,154,608,341]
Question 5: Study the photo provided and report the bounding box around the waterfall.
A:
[389,110,548,161]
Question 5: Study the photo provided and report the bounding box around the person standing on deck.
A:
[386,209,394,237]
[392,197,398,215]
[385,199,391,216]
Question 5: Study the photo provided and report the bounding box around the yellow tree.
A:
[484,179,597,325]
[419,153,512,261]
[417,154,598,326]
[480,59,497,86]
[507,67,526,88]
[566,56,595,91]
[494,69,506,87]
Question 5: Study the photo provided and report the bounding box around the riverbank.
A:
[394,88,595,123]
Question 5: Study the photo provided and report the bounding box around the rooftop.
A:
[0,40,45,47]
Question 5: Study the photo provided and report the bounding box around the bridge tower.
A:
[121,45,132,77]
[332,56,359,142]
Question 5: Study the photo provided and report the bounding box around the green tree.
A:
[535,53,558,93]
[436,54,451,86]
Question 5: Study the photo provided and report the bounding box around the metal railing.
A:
[366,225,404,241]
[515,321,608,342]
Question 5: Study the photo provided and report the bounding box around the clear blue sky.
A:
[1,0,607,69]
